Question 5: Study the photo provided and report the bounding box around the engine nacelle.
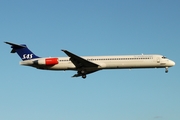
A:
[45,58,59,65]
[35,58,59,66]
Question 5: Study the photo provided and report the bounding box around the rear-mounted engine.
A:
[34,58,59,66]
[45,58,59,65]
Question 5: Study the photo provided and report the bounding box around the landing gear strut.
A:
[165,67,168,73]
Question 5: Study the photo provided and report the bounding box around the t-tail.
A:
[5,42,40,60]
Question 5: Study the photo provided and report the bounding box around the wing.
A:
[62,50,99,68]
[62,50,100,78]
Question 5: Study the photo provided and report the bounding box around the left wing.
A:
[62,50,99,68]
[62,50,100,78]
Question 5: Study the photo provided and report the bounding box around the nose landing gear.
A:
[165,67,168,73]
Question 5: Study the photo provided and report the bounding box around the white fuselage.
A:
[20,54,175,71]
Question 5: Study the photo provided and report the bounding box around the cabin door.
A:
[156,57,160,63]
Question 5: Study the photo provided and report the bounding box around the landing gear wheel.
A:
[81,70,85,74]
[82,74,86,79]
[165,67,168,73]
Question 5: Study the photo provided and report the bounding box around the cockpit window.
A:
[162,56,167,59]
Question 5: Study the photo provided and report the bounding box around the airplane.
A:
[5,42,175,79]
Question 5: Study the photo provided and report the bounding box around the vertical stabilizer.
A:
[5,42,40,60]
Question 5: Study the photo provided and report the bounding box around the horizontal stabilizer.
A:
[5,42,26,53]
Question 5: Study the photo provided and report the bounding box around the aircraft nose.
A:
[169,60,175,66]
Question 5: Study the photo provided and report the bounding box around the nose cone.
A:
[169,60,175,67]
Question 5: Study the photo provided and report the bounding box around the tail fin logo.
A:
[22,54,33,60]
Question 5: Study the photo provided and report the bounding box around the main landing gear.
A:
[165,67,168,73]
[82,74,87,79]
[77,70,87,79]
[81,70,87,79]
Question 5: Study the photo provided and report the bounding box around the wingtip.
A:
[61,49,67,52]
[72,74,78,77]
[4,41,10,44]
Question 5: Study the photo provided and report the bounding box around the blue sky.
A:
[0,0,180,120]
